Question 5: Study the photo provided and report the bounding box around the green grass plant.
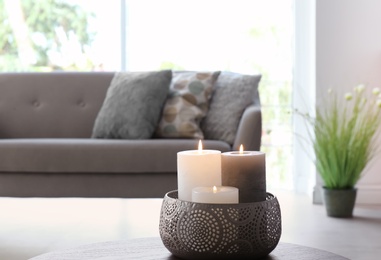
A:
[307,85,381,189]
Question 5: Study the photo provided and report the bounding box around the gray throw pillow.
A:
[201,71,261,145]
[92,70,172,139]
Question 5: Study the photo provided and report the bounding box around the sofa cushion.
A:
[155,71,220,139]
[92,70,172,139]
[0,139,230,173]
[201,72,261,145]
[0,72,114,138]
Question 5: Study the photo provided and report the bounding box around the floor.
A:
[0,190,380,260]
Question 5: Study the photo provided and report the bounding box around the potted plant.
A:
[299,85,381,218]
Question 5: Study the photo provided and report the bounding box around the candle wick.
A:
[198,140,203,154]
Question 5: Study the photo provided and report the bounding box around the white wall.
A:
[316,0,381,204]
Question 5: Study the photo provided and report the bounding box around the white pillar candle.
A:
[192,186,239,204]
[222,145,266,203]
[177,141,221,201]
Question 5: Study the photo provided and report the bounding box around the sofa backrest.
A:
[0,72,114,138]
[0,71,262,144]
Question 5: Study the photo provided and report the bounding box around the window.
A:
[0,0,120,71]
[1,0,294,190]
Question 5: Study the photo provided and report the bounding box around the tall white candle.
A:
[222,145,266,203]
[192,186,239,204]
[177,141,221,201]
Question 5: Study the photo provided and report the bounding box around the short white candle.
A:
[177,141,221,202]
[192,186,239,204]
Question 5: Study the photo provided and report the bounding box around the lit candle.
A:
[192,186,239,204]
[222,145,266,203]
[177,140,221,201]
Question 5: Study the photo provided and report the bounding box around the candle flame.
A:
[239,144,244,154]
[198,140,203,153]
[213,186,217,193]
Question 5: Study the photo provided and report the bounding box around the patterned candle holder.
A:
[159,190,281,260]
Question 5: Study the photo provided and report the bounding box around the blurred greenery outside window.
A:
[1,0,294,190]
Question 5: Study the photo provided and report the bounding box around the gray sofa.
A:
[0,72,262,198]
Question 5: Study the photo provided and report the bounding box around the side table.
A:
[30,237,349,260]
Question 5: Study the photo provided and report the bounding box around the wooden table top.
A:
[30,237,349,260]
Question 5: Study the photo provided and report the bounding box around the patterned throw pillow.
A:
[201,71,262,145]
[155,71,220,139]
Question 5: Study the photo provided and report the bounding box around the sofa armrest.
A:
[232,105,262,151]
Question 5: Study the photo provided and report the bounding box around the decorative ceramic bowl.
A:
[159,190,281,260]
